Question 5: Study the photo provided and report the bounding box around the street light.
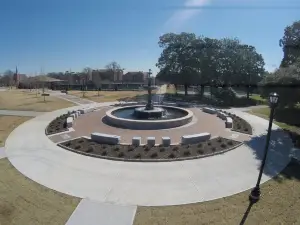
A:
[249,92,279,202]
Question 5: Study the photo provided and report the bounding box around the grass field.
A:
[0,116,31,147]
[68,90,148,102]
[0,90,75,111]
[0,115,80,225]
[134,160,300,225]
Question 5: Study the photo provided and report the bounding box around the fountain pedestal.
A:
[133,106,165,119]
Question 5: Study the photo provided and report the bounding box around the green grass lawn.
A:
[248,107,300,132]
[249,94,267,104]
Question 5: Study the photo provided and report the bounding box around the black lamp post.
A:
[249,92,279,202]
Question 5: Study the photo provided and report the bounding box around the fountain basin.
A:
[105,105,193,130]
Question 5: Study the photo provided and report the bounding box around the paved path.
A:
[56,94,96,105]
[5,103,293,207]
[0,147,6,159]
[66,199,136,225]
[0,110,44,117]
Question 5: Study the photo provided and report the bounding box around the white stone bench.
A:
[217,111,227,120]
[202,107,217,114]
[132,137,141,146]
[79,107,94,114]
[163,102,177,106]
[162,137,171,147]
[66,117,73,128]
[181,132,211,145]
[225,117,233,128]
[91,133,120,145]
[147,137,155,146]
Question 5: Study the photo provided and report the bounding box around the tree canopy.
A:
[156,32,265,96]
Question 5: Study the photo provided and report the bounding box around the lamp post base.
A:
[249,186,260,203]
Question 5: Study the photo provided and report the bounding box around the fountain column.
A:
[145,69,154,110]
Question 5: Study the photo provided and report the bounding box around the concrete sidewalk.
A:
[0,110,44,117]
[66,199,136,225]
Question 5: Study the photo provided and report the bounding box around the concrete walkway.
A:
[66,199,137,225]
[5,103,293,207]
[0,110,44,117]
[0,147,6,159]
[56,94,96,105]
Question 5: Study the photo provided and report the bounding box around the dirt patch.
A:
[46,113,69,135]
[59,137,241,162]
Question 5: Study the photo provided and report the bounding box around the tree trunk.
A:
[184,84,188,96]
[200,85,205,98]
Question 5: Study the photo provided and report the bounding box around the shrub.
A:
[173,146,179,151]
[217,138,222,143]
[65,142,71,147]
[221,143,227,148]
[227,140,233,145]
[183,151,191,156]
[86,147,93,153]
[134,153,141,159]
[114,146,120,151]
[207,142,211,146]
[144,145,150,151]
[151,153,158,158]
[75,145,81,150]
[168,153,175,158]
[211,147,216,152]
[102,145,107,149]
[127,146,134,152]
[118,152,124,157]
[160,147,165,152]
[101,151,107,156]
[197,143,202,148]
[198,149,204,154]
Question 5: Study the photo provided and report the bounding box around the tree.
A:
[280,20,300,67]
[156,32,199,95]
[105,61,123,82]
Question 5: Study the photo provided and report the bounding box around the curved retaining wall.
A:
[105,105,194,130]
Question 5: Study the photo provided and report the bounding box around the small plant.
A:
[102,145,107,149]
[127,146,134,152]
[217,138,222,143]
[168,153,175,158]
[207,142,211,146]
[144,145,150,152]
[211,147,216,152]
[86,147,93,153]
[183,151,191,156]
[198,149,204,154]
[118,152,124,157]
[134,153,141,159]
[160,147,165,152]
[78,139,84,143]
[221,143,227,148]
[65,142,71,147]
[75,145,81,150]
[244,128,249,132]
[173,146,179,151]
[227,140,233,145]
[186,144,191,149]
[151,153,158,158]
[197,143,202,148]
[101,151,107,156]
[114,146,120,152]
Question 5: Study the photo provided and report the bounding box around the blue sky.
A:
[0,0,299,75]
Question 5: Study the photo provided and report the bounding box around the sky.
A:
[0,0,299,76]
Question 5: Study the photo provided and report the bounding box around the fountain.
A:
[104,69,194,130]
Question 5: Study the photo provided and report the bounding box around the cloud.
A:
[165,0,211,30]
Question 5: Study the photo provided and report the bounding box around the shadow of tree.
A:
[244,128,297,181]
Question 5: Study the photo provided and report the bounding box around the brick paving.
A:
[49,107,251,145]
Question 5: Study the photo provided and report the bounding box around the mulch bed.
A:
[46,114,69,135]
[221,111,253,135]
[58,137,242,162]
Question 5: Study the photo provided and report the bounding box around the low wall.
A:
[105,105,193,130]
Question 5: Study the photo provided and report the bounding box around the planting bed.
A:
[46,113,69,135]
[58,137,242,162]
[223,112,253,135]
